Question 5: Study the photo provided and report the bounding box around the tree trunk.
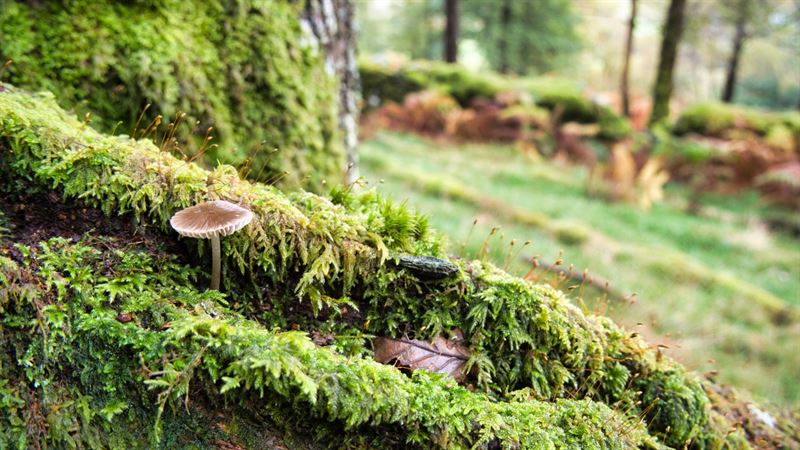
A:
[721,14,746,103]
[302,0,361,184]
[649,0,687,125]
[621,0,637,117]
[498,0,512,74]
[444,0,459,63]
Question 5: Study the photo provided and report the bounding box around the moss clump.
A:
[360,60,503,108]
[0,0,342,191]
[1,84,792,447]
[673,102,800,138]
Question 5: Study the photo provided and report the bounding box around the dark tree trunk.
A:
[621,0,637,117]
[721,15,747,103]
[302,0,361,184]
[649,0,687,125]
[499,0,512,74]
[444,0,459,63]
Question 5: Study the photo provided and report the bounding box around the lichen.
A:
[1,84,793,448]
[0,0,343,191]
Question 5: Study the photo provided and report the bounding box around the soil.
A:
[0,185,191,263]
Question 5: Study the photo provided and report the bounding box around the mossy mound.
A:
[0,0,343,191]
[359,60,631,140]
[1,85,797,448]
[360,60,503,108]
[673,102,800,139]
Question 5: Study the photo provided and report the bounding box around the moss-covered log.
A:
[1,85,797,448]
[0,0,344,191]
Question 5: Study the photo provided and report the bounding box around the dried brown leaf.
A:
[373,336,470,381]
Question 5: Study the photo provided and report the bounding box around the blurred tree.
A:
[444,0,459,63]
[462,0,580,75]
[498,0,512,73]
[719,0,799,104]
[720,0,749,103]
[650,0,687,125]
[621,0,638,117]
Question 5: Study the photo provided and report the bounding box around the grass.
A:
[360,131,800,409]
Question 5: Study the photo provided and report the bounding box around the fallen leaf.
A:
[310,330,334,346]
[373,336,470,381]
[116,313,133,323]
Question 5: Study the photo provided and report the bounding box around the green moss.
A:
[0,0,342,191]
[764,124,795,153]
[360,60,503,108]
[636,369,709,447]
[359,61,430,107]
[673,102,800,138]
[0,85,780,447]
[0,237,652,449]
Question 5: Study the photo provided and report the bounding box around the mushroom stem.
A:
[210,234,221,290]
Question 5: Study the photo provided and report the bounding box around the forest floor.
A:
[360,131,800,410]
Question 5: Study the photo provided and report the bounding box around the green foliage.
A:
[461,0,581,75]
[0,86,777,447]
[0,0,342,191]
[357,0,580,75]
[735,74,800,111]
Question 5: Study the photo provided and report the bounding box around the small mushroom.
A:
[170,200,253,290]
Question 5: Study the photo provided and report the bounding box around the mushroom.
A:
[170,200,253,290]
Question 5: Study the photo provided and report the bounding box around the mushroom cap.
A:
[170,200,254,239]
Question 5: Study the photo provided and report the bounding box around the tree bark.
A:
[302,0,361,184]
[621,0,637,117]
[649,0,687,125]
[721,14,747,103]
[498,0,512,74]
[444,0,459,63]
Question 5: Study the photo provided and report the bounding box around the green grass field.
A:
[360,131,800,409]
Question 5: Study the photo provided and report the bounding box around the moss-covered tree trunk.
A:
[302,0,361,185]
[649,0,686,125]
[0,0,347,192]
